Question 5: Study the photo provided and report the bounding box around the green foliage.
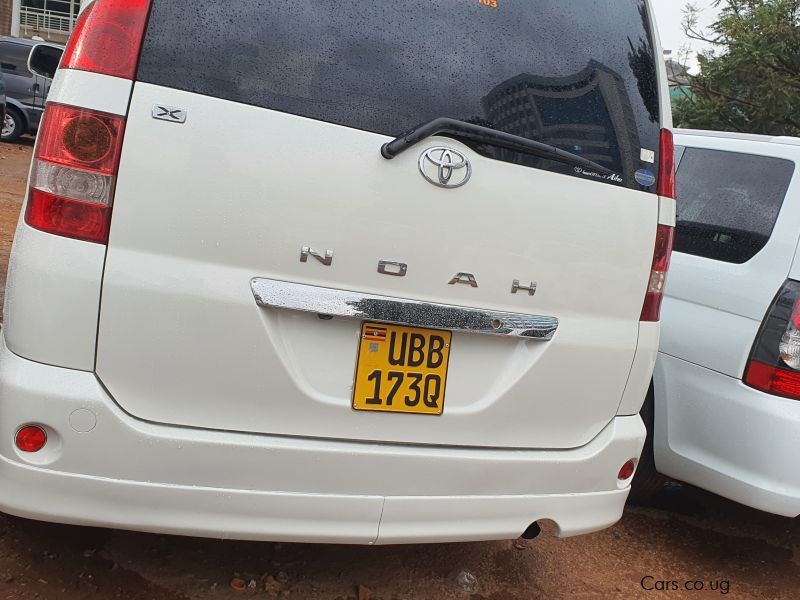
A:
[674,0,800,135]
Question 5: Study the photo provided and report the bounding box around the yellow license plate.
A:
[352,322,452,415]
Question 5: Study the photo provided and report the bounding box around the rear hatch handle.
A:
[252,279,559,341]
[381,117,615,176]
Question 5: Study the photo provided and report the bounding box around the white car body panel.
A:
[47,68,132,116]
[654,131,800,517]
[617,321,660,416]
[2,69,133,371]
[95,82,656,450]
[3,216,105,371]
[654,354,800,517]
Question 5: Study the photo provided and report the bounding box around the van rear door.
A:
[95,0,666,449]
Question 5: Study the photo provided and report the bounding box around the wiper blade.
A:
[381,117,615,177]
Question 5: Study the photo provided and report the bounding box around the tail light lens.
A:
[25,0,153,244]
[25,104,126,244]
[657,129,676,199]
[34,104,124,175]
[61,0,152,80]
[640,224,675,322]
[744,280,800,400]
[639,129,676,321]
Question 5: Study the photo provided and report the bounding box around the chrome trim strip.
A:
[251,279,558,340]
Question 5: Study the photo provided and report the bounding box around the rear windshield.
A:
[138,0,662,191]
[674,147,795,264]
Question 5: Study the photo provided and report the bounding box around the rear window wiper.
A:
[381,117,615,177]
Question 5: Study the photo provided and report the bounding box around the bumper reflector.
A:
[15,425,47,453]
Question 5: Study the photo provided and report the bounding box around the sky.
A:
[650,0,722,71]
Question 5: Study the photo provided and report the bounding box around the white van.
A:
[0,0,674,543]
[632,130,800,518]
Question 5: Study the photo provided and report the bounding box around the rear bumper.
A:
[654,353,800,518]
[0,335,645,544]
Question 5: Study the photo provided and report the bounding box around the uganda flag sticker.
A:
[364,325,388,342]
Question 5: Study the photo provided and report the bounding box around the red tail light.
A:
[34,103,124,174]
[640,224,674,322]
[61,0,152,80]
[657,129,676,199]
[744,280,800,400]
[25,104,126,244]
[25,0,152,244]
[26,190,112,245]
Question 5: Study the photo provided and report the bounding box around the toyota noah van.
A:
[0,0,675,544]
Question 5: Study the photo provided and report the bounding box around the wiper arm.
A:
[381,117,615,177]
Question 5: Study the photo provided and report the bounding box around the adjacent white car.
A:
[0,0,675,543]
[633,130,800,518]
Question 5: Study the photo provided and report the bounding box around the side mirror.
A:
[28,43,64,80]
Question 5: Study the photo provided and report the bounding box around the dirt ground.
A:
[0,142,797,599]
[0,139,31,310]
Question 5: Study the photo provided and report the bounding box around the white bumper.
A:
[654,353,800,518]
[0,335,645,544]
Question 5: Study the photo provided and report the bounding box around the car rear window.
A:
[137,0,662,191]
[674,147,795,264]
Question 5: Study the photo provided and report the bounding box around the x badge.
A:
[151,105,187,124]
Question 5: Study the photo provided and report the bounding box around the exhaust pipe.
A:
[520,521,541,540]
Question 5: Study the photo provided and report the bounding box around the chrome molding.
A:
[251,279,558,340]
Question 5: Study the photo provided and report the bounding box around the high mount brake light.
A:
[640,224,674,322]
[61,0,152,80]
[744,280,800,401]
[26,0,153,244]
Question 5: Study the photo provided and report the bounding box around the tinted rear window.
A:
[0,42,32,76]
[138,0,661,190]
[674,147,795,264]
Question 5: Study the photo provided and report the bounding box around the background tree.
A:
[674,0,800,135]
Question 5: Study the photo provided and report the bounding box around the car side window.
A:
[0,43,33,78]
[675,147,795,264]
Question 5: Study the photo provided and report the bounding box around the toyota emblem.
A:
[418,147,472,189]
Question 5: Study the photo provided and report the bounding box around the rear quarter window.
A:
[674,147,795,264]
[137,0,662,191]
[0,42,33,77]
